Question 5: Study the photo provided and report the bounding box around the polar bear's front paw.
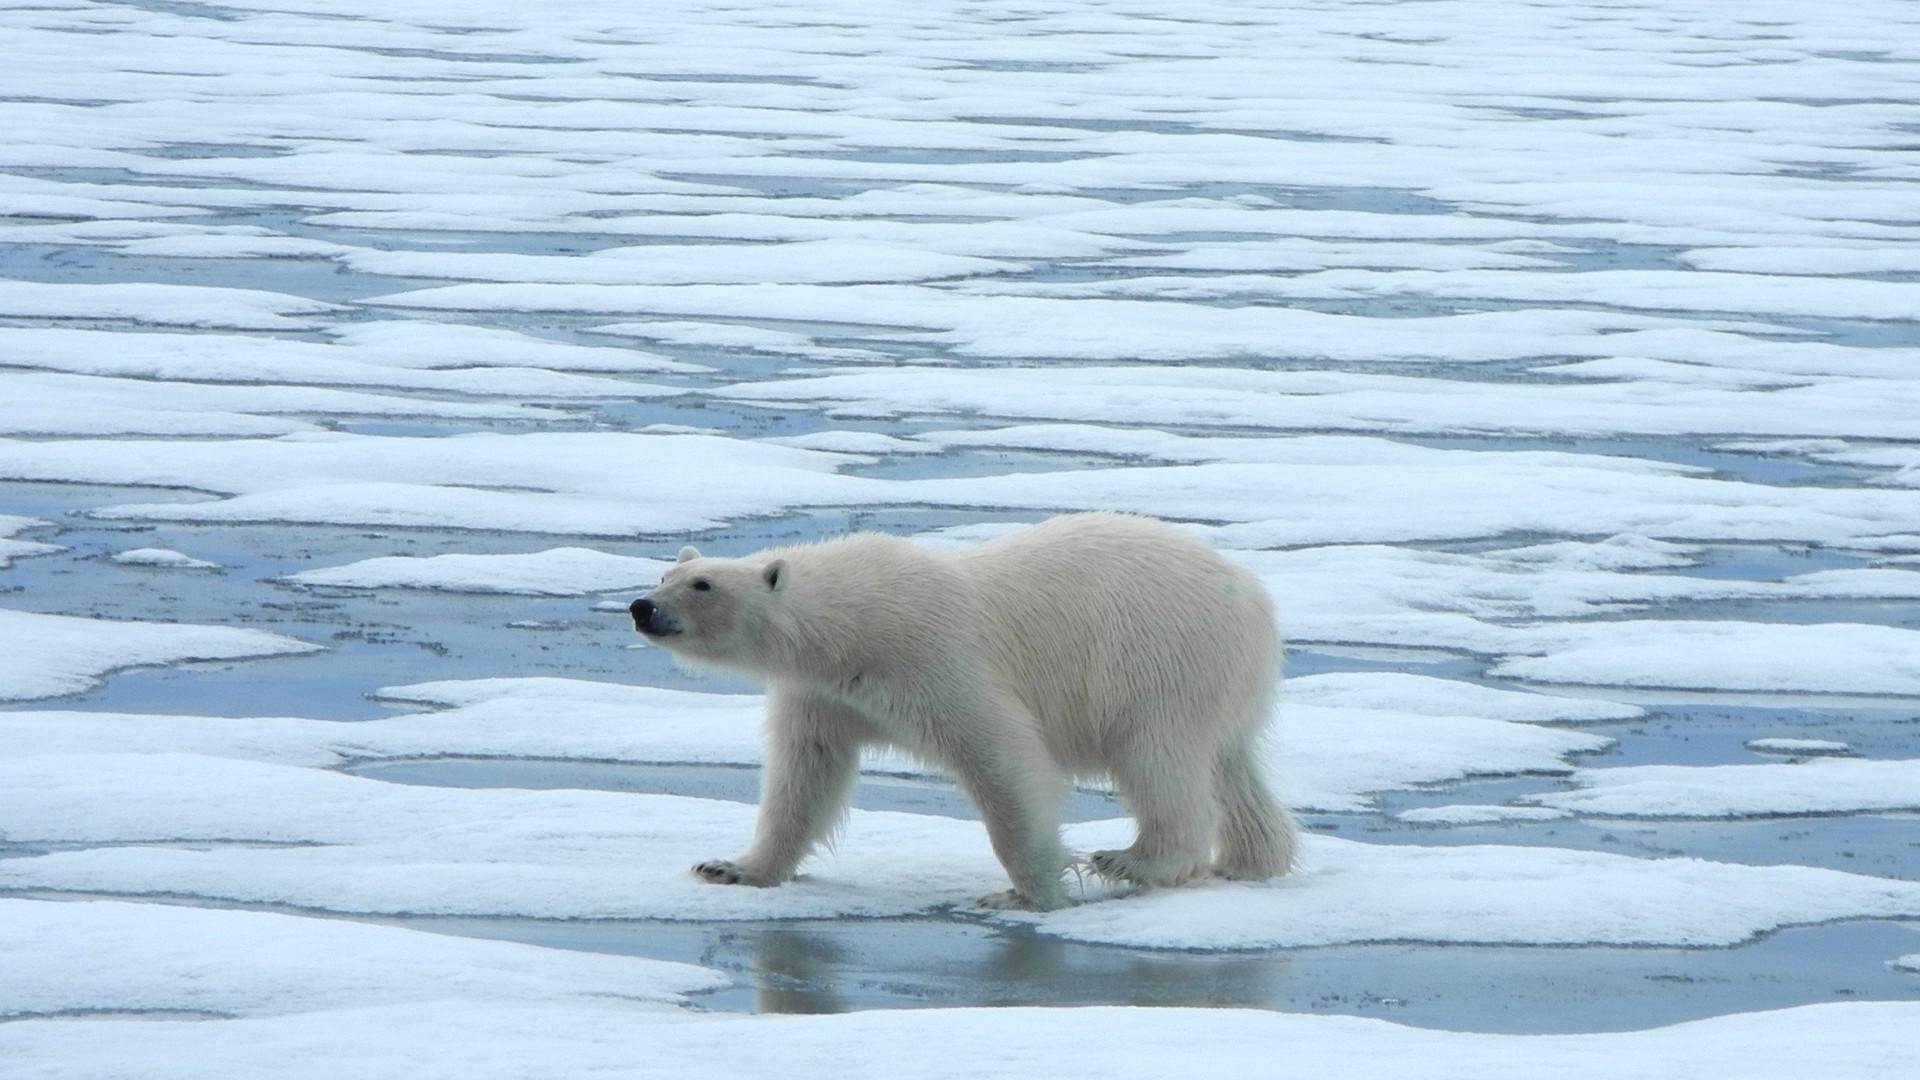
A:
[693,859,764,886]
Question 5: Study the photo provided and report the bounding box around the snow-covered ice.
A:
[1397,805,1575,826]
[3,998,1915,1080]
[1749,738,1855,757]
[110,548,220,570]
[0,515,61,568]
[1533,760,1920,819]
[1492,623,1920,697]
[0,432,866,536]
[0,609,318,701]
[0,898,722,1017]
[287,548,668,595]
[5,752,1916,950]
[3,0,1919,1065]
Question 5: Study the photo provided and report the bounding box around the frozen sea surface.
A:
[3,0,1918,1075]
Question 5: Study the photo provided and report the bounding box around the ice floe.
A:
[1747,738,1854,757]
[110,548,220,570]
[10,430,1920,558]
[0,515,61,568]
[0,282,341,331]
[0,326,701,395]
[1492,623,1920,697]
[4,752,1916,949]
[379,283,1823,367]
[287,548,668,595]
[0,432,866,537]
[0,372,557,438]
[3,999,1916,1080]
[0,898,721,1018]
[1533,759,1920,819]
[1397,805,1575,826]
[716,364,1920,441]
[1019,268,1920,321]
[0,609,318,702]
[1285,673,1644,725]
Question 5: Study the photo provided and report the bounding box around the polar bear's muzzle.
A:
[628,597,683,638]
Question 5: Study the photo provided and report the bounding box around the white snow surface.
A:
[4,752,1916,950]
[0,515,61,567]
[287,548,668,595]
[1748,738,1855,757]
[1397,805,1575,826]
[0,899,722,1018]
[1533,759,1920,819]
[0,609,319,701]
[110,548,220,570]
[0,432,865,536]
[3,999,1915,1080]
[1492,623,1920,696]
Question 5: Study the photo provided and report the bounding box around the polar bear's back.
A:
[958,513,1280,769]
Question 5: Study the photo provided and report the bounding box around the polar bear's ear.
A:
[676,545,701,563]
[762,559,787,591]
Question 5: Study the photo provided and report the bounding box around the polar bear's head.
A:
[629,544,787,672]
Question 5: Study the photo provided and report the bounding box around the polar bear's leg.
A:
[1091,737,1219,887]
[1212,738,1298,880]
[938,703,1070,910]
[695,691,862,887]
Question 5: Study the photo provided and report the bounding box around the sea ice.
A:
[4,0,1920,1057]
[0,282,341,331]
[1748,738,1855,757]
[287,548,668,596]
[0,609,319,702]
[0,898,722,1018]
[4,752,1915,949]
[0,515,61,568]
[0,326,699,396]
[1532,759,1920,819]
[3,999,1917,1080]
[1492,622,1920,696]
[0,432,867,537]
[1397,805,1575,826]
[111,548,221,570]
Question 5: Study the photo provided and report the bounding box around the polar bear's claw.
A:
[974,888,1066,911]
[693,859,754,885]
[1088,848,1146,884]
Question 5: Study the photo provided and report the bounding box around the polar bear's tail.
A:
[1213,741,1300,880]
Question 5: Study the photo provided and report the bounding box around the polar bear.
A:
[628,511,1295,910]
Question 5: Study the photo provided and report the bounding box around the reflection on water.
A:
[390,906,1918,1032]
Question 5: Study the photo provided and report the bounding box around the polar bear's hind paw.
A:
[693,859,760,886]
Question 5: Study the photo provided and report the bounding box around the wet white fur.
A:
[638,512,1297,910]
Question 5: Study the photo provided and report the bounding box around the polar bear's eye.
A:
[692,579,712,592]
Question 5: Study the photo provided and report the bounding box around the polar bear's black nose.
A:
[629,598,653,632]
